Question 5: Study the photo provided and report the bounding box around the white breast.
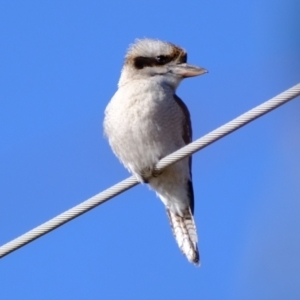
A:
[104,78,185,177]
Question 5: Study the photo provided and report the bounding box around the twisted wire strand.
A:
[1,83,299,259]
[156,83,300,171]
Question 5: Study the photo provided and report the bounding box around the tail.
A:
[166,207,200,266]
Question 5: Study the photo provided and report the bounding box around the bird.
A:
[103,38,207,265]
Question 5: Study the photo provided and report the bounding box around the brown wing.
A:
[174,94,194,214]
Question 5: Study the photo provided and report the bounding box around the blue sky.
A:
[0,1,299,299]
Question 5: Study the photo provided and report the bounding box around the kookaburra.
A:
[104,38,207,265]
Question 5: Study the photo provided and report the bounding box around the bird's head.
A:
[118,38,207,89]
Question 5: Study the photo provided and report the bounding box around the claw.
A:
[152,168,162,178]
[138,166,162,183]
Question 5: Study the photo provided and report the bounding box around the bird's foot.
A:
[151,168,162,178]
[139,167,162,183]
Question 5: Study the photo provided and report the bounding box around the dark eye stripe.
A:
[133,55,172,69]
[133,52,187,70]
[156,55,173,64]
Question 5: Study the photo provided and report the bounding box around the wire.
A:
[1,83,300,259]
[156,83,300,171]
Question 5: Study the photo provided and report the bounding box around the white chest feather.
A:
[104,79,185,176]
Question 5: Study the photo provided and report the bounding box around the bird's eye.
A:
[156,55,168,64]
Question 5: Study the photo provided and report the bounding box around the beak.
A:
[169,63,208,78]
